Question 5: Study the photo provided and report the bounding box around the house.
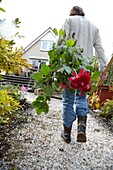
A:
[22,27,56,68]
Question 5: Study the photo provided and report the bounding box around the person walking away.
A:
[38,60,42,71]
[58,6,106,143]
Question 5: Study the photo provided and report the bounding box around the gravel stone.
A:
[0,92,113,170]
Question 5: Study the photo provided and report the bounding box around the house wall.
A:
[22,41,48,64]
[22,31,56,65]
[41,32,55,41]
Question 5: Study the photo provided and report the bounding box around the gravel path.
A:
[0,92,113,170]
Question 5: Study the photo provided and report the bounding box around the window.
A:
[49,41,53,50]
[40,41,53,51]
[42,41,48,50]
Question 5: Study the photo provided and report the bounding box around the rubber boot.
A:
[77,115,87,142]
[61,125,72,144]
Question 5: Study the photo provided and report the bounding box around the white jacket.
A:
[61,15,106,71]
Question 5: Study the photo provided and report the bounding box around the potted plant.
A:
[98,56,113,104]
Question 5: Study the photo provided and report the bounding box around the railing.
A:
[0,74,35,88]
[0,74,62,98]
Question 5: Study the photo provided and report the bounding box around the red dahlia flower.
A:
[68,68,91,92]
[82,84,92,92]
[60,82,68,89]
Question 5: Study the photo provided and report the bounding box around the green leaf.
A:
[53,28,58,36]
[36,102,49,114]
[14,18,21,25]
[44,85,53,96]
[35,80,44,88]
[9,40,15,45]
[73,39,77,46]
[63,65,72,74]
[92,85,98,91]
[32,72,43,81]
[57,67,64,74]
[66,39,74,47]
[48,50,54,59]
[14,32,19,37]
[59,29,66,38]
[86,65,94,71]
[0,7,6,12]
[41,64,51,75]
[32,95,49,114]
[72,32,76,39]
[91,71,100,80]
[49,63,56,70]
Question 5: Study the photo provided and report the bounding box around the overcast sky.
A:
[1,0,113,62]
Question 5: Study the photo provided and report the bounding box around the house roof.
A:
[22,27,56,53]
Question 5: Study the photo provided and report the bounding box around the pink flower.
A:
[60,82,68,89]
[21,85,26,92]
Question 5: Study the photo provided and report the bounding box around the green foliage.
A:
[0,38,29,74]
[0,3,30,124]
[32,28,101,115]
[100,99,113,121]
[0,0,5,12]
[87,92,100,110]
[0,2,28,74]
[0,7,5,12]
[88,93,113,122]
[0,84,21,100]
[0,85,21,124]
[13,18,21,28]
[32,94,50,115]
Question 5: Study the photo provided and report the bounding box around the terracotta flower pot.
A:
[98,85,113,104]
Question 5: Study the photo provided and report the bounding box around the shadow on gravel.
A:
[0,102,33,161]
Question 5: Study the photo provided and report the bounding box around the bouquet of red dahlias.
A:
[32,28,100,114]
[68,68,92,95]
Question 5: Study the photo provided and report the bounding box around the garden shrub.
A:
[0,88,21,124]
